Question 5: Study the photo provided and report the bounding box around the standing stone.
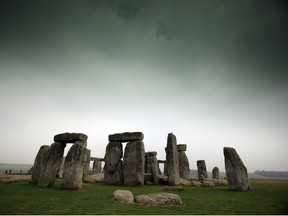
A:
[177,144,190,180]
[104,142,124,185]
[31,145,50,184]
[123,141,145,186]
[38,142,66,187]
[212,167,220,179]
[57,157,65,178]
[92,160,102,174]
[166,133,180,186]
[197,160,208,181]
[83,148,91,179]
[62,142,88,190]
[145,152,159,184]
[223,147,251,191]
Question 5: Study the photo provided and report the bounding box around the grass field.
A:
[0,178,287,215]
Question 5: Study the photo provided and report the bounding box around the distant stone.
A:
[123,141,145,186]
[83,149,91,178]
[202,180,215,187]
[61,142,88,190]
[135,193,182,206]
[191,181,202,187]
[179,178,192,186]
[113,190,134,203]
[145,151,157,156]
[54,132,88,143]
[166,133,180,186]
[177,144,190,180]
[104,142,124,185]
[163,185,184,191]
[212,167,220,179]
[197,160,208,181]
[224,147,251,192]
[84,173,104,183]
[145,152,159,184]
[109,132,144,142]
[210,178,228,186]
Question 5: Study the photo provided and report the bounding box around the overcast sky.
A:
[0,0,287,172]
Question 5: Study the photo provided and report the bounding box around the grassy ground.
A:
[0,178,287,214]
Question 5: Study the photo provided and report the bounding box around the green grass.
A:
[0,179,288,214]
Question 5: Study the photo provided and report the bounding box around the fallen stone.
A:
[135,192,182,206]
[210,178,228,186]
[109,132,144,142]
[83,173,104,183]
[191,181,202,187]
[224,147,251,192]
[54,132,88,143]
[202,180,215,187]
[179,178,192,186]
[113,190,134,203]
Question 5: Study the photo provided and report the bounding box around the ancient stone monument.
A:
[104,141,124,185]
[145,151,159,184]
[223,147,251,191]
[123,140,145,186]
[177,144,190,180]
[166,133,180,185]
[91,157,104,174]
[31,132,90,189]
[104,132,145,186]
[212,166,220,179]
[197,160,208,181]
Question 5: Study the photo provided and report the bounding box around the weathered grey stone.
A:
[166,133,180,185]
[61,142,88,190]
[210,178,228,186]
[145,151,157,157]
[203,180,215,187]
[224,147,251,191]
[109,132,144,142]
[31,145,49,184]
[38,142,66,187]
[92,160,102,174]
[145,152,159,184]
[104,142,123,185]
[135,193,182,206]
[179,178,192,186]
[57,157,65,178]
[177,144,187,152]
[123,141,145,186]
[178,145,190,180]
[83,149,91,179]
[191,181,202,187]
[84,173,104,183]
[163,185,184,191]
[197,160,208,181]
[212,166,220,179]
[54,132,88,143]
[113,190,134,203]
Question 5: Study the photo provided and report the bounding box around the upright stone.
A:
[104,142,123,185]
[177,144,190,180]
[31,145,50,184]
[38,142,66,187]
[83,148,91,179]
[92,160,102,174]
[166,133,180,185]
[123,141,145,186]
[223,147,251,191]
[145,152,159,184]
[57,157,65,178]
[197,160,208,181]
[212,167,220,179]
[62,142,88,190]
